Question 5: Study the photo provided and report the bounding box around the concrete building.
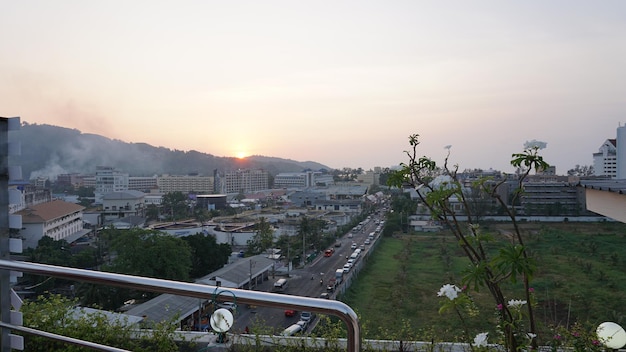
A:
[579,179,626,222]
[102,190,146,220]
[222,169,268,194]
[94,166,129,204]
[14,199,89,249]
[274,171,331,189]
[157,174,214,194]
[593,138,617,178]
[356,170,380,186]
[128,176,158,193]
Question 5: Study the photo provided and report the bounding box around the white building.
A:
[222,169,268,194]
[95,166,129,204]
[102,190,146,220]
[274,171,332,189]
[15,199,89,249]
[593,139,617,178]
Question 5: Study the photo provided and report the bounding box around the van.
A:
[281,323,302,336]
[273,278,288,292]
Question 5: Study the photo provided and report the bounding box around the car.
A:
[348,233,353,238]
[296,319,308,330]
[300,311,313,322]
[343,264,351,273]
[347,258,355,265]
[284,309,296,317]
[350,243,357,249]
[364,239,371,245]
[319,292,330,299]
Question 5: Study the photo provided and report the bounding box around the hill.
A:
[17,122,330,180]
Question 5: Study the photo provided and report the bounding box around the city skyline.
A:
[1,1,625,173]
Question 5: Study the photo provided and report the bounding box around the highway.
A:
[230,214,384,335]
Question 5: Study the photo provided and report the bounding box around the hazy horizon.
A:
[2,1,625,173]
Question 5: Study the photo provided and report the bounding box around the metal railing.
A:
[0,259,361,352]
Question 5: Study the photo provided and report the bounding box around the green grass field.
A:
[340,222,626,343]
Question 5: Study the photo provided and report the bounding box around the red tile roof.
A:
[16,200,85,223]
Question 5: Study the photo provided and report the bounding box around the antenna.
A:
[597,322,626,349]
[210,308,234,333]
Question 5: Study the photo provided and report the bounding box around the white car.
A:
[343,264,351,273]
[351,243,357,249]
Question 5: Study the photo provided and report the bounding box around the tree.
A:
[182,233,231,278]
[388,134,548,351]
[23,237,98,295]
[79,228,192,309]
[567,164,594,177]
[246,217,275,255]
[106,228,192,281]
[160,191,190,221]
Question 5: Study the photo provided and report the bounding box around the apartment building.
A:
[101,190,146,220]
[15,199,89,249]
[157,174,213,194]
[274,171,332,189]
[222,169,268,194]
[128,176,158,192]
[593,139,617,178]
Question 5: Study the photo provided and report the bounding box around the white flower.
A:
[474,332,489,347]
[437,284,461,300]
[523,139,547,150]
[526,333,537,340]
[507,299,527,308]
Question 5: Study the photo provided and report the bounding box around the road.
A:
[230,214,384,335]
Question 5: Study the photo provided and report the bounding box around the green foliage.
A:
[20,294,185,352]
[182,233,231,278]
[161,191,191,221]
[23,237,98,294]
[343,223,626,349]
[385,133,554,351]
[246,217,275,255]
[105,228,192,281]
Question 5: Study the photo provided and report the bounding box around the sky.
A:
[1,1,625,174]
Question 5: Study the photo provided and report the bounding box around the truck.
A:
[335,268,344,284]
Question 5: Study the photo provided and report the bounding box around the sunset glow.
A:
[1,1,625,172]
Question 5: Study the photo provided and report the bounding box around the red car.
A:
[284,309,296,317]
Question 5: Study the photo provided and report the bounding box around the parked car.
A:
[319,292,330,299]
[284,309,296,317]
[351,243,357,249]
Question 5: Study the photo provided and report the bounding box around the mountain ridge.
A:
[17,122,330,180]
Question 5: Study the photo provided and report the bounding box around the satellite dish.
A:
[210,308,234,333]
[597,322,626,349]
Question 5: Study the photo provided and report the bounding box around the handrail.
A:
[0,259,361,351]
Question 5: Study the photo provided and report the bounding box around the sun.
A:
[235,151,248,159]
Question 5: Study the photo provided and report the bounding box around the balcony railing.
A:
[0,259,361,352]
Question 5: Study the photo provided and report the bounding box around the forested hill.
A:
[16,122,330,180]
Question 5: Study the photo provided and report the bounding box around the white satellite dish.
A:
[597,322,626,349]
[210,308,234,333]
